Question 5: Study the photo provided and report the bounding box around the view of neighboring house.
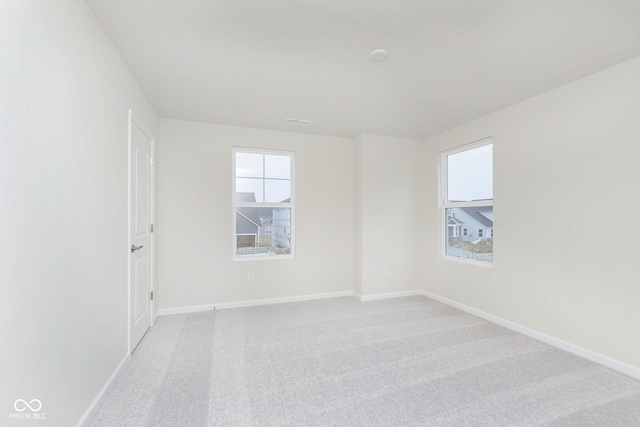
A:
[235,192,291,255]
[271,205,291,249]
[235,192,267,248]
[258,217,273,246]
[446,206,493,262]
[447,206,493,242]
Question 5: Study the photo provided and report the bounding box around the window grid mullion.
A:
[235,176,290,181]
[444,201,493,209]
[235,203,293,209]
[262,154,266,203]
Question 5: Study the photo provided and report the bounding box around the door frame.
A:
[127,109,156,355]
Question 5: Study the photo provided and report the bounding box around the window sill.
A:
[441,254,493,268]
[233,253,295,262]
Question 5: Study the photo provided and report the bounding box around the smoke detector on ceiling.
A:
[370,49,389,61]
[285,118,313,126]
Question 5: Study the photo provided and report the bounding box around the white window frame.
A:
[232,147,295,261]
[440,138,493,267]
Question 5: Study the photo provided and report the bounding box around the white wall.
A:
[158,119,353,310]
[0,0,158,425]
[421,56,640,369]
[354,134,422,296]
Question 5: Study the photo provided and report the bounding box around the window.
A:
[442,140,493,263]
[233,148,294,259]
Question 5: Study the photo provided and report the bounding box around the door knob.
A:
[131,244,144,253]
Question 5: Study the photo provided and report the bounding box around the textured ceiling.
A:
[87,0,640,139]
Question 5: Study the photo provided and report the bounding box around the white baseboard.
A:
[158,290,354,316]
[354,290,424,302]
[76,352,130,427]
[421,290,640,380]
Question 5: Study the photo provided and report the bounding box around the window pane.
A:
[447,144,493,202]
[265,154,290,179]
[236,178,263,203]
[235,206,291,256]
[264,179,290,203]
[236,152,263,178]
[445,207,493,262]
[272,208,292,251]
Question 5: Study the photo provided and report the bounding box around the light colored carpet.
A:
[85,296,640,426]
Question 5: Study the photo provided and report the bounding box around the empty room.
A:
[2,0,640,426]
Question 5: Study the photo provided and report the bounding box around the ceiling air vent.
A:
[285,118,313,126]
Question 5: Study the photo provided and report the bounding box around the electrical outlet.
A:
[248,272,255,282]
[383,267,389,277]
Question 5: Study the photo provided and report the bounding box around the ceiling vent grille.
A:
[285,118,313,126]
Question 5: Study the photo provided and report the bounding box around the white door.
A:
[129,113,154,352]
